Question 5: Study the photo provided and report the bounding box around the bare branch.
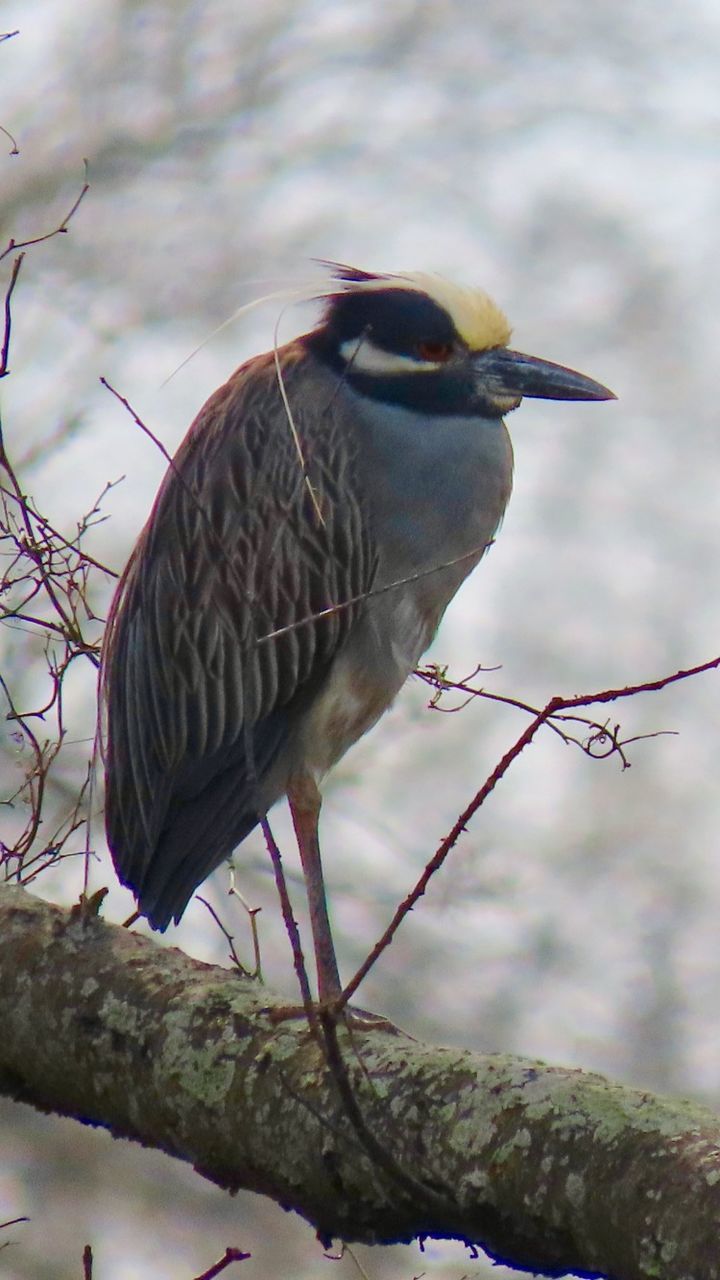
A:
[0,179,113,886]
[1,883,719,1280]
[340,654,720,1007]
[417,661,680,768]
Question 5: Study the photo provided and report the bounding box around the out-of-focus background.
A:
[1,2,719,1276]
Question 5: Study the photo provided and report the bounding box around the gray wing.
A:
[103,347,375,926]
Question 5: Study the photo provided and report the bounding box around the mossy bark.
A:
[1,884,719,1279]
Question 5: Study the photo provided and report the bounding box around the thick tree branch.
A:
[1,883,719,1279]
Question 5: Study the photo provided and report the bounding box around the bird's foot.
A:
[263,998,406,1034]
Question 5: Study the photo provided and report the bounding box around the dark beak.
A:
[473,346,616,402]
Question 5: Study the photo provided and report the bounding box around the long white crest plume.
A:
[159,264,374,386]
[160,282,328,386]
[161,261,511,386]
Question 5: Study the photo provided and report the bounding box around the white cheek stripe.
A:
[339,335,440,375]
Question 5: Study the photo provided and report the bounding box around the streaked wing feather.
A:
[103,345,374,919]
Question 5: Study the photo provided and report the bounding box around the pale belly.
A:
[295,589,435,780]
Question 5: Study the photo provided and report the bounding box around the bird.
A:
[102,263,615,1004]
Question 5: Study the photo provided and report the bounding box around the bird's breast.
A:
[345,391,514,579]
[283,381,514,784]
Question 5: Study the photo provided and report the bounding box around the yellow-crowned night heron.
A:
[103,264,614,1002]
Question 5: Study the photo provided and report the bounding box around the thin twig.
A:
[0,166,90,265]
[260,817,316,1024]
[196,895,250,975]
[0,671,53,860]
[0,253,23,379]
[190,1247,251,1280]
[0,163,102,892]
[417,663,678,768]
[323,1242,372,1277]
[0,123,18,155]
[100,377,173,462]
[228,867,263,980]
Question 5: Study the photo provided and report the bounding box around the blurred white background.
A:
[1,1,720,1276]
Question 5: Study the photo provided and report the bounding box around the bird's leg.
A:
[287,774,342,1005]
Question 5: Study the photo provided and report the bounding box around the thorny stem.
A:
[338,654,720,1009]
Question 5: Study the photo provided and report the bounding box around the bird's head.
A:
[305,263,615,415]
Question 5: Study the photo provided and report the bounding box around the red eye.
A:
[416,340,453,363]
